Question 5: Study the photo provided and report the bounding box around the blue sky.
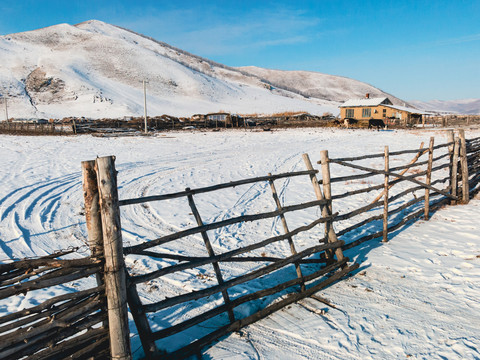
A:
[1,0,478,101]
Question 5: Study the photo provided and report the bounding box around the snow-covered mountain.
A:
[1,20,407,119]
[238,66,407,105]
[409,99,480,115]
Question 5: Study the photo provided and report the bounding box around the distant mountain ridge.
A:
[238,66,407,105]
[409,99,480,115]
[0,20,441,119]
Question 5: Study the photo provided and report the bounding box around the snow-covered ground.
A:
[0,128,479,359]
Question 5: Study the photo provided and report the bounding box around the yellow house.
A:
[339,95,427,124]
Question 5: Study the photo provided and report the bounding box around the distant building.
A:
[339,94,430,124]
[191,113,243,127]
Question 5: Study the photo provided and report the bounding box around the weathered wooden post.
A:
[186,188,236,324]
[268,174,305,292]
[458,129,470,203]
[95,156,132,360]
[82,160,104,258]
[82,160,105,289]
[451,138,460,205]
[383,146,389,242]
[447,130,455,196]
[424,137,435,220]
[320,150,333,215]
[303,153,344,262]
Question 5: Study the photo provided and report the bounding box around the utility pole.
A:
[1,95,7,121]
[142,80,148,134]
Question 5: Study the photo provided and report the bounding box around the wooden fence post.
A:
[320,150,333,214]
[82,160,104,258]
[126,285,157,359]
[186,189,236,324]
[458,129,470,203]
[95,156,132,360]
[424,137,434,220]
[447,130,455,196]
[303,153,344,262]
[82,160,105,290]
[451,138,460,205]
[383,146,389,242]
[268,175,305,292]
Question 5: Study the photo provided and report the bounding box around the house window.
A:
[383,109,387,117]
[362,108,371,118]
[345,108,354,118]
[207,114,227,121]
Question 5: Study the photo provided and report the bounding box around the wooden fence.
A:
[0,250,108,359]
[1,129,479,359]
[325,129,480,253]
[324,130,456,250]
[82,155,357,359]
[79,129,479,358]
[0,121,75,135]
[466,135,480,194]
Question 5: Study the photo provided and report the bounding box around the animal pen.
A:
[0,129,479,359]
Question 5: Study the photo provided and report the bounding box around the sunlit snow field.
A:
[0,128,479,359]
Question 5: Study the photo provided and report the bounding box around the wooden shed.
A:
[339,95,429,125]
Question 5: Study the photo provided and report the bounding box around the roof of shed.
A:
[340,97,392,107]
[340,97,434,115]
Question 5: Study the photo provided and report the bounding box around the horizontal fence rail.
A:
[0,252,108,360]
[118,170,319,207]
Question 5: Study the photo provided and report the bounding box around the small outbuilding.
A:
[340,94,429,125]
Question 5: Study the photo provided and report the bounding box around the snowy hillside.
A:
[1,20,408,119]
[410,98,480,115]
[239,66,407,105]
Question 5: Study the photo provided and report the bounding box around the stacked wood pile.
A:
[0,250,108,359]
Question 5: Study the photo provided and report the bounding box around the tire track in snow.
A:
[0,172,84,259]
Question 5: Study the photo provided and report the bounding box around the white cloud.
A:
[432,33,480,47]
